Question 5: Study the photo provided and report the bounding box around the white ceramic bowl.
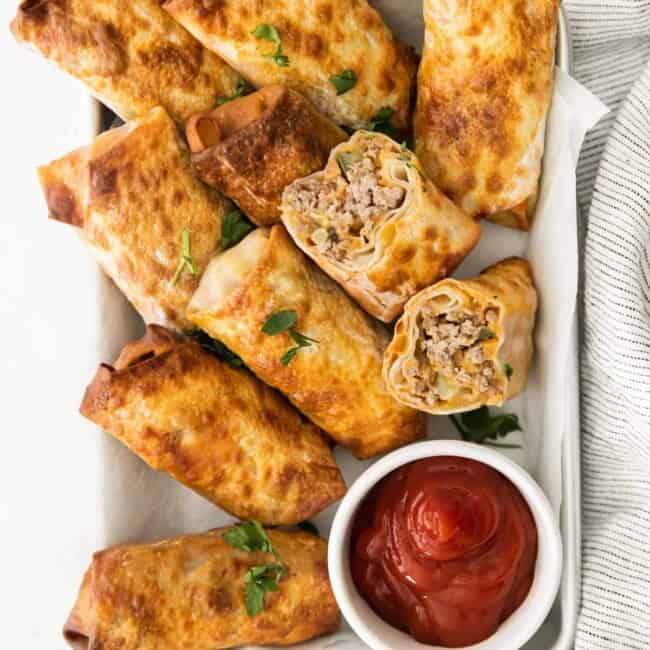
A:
[328,440,562,650]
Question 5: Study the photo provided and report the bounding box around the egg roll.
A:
[11,0,241,124]
[64,527,340,650]
[162,0,417,131]
[38,106,230,330]
[187,226,425,459]
[187,85,347,226]
[282,131,481,322]
[80,325,345,525]
[414,0,559,229]
[383,258,537,414]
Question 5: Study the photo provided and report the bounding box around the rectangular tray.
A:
[88,7,580,649]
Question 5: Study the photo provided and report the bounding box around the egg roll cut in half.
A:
[282,131,482,322]
[187,226,426,459]
[187,85,346,226]
[163,0,417,131]
[64,527,340,650]
[38,106,230,330]
[415,0,559,229]
[80,325,345,525]
[383,258,538,414]
[11,0,241,124]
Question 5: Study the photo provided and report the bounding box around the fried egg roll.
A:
[383,258,537,414]
[80,325,345,525]
[38,106,230,330]
[11,0,241,124]
[282,131,481,322]
[64,527,340,650]
[415,0,559,229]
[187,85,347,226]
[163,0,417,131]
[187,226,426,459]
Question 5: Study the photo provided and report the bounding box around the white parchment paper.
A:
[87,9,608,650]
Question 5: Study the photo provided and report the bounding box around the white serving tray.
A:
[85,7,581,650]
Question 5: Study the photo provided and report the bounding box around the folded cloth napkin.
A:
[565,1,650,647]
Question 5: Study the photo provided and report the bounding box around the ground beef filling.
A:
[403,307,500,403]
[284,139,405,260]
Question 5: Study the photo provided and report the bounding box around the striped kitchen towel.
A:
[565,1,650,647]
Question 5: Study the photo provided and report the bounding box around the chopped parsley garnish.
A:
[220,209,255,251]
[329,69,357,95]
[504,363,514,379]
[368,106,396,137]
[223,521,287,617]
[336,151,362,180]
[297,520,320,536]
[251,24,289,67]
[185,329,244,367]
[450,406,522,449]
[171,227,199,285]
[478,328,495,341]
[261,310,318,365]
[216,78,253,106]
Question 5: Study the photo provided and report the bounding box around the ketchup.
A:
[350,457,537,647]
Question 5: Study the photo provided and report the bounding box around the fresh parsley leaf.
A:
[450,406,522,449]
[478,328,495,341]
[221,210,254,251]
[171,227,199,285]
[223,522,288,617]
[297,520,320,536]
[504,363,514,379]
[216,78,254,106]
[400,141,408,151]
[261,310,297,335]
[330,69,357,95]
[336,151,362,179]
[368,106,396,137]
[185,329,244,367]
[252,24,289,67]
[280,346,300,366]
[289,330,318,347]
[223,520,272,554]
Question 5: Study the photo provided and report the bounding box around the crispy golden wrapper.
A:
[282,131,481,322]
[38,107,230,330]
[163,0,417,130]
[187,226,426,459]
[64,527,340,650]
[383,258,538,414]
[80,325,345,525]
[414,0,559,229]
[187,85,347,226]
[11,0,241,124]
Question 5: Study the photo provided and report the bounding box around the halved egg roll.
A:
[80,325,345,525]
[414,0,559,229]
[187,85,347,226]
[163,0,417,131]
[64,527,340,650]
[11,0,241,124]
[383,258,537,414]
[282,131,481,322]
[187,225,426,459]
[38,106,230,330]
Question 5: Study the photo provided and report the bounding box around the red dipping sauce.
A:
[350,457,538,647]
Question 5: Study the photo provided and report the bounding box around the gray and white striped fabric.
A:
[564,1,650,647]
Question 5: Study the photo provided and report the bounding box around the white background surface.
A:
[1,9,104,647]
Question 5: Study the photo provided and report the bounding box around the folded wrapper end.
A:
[62,567,92,650]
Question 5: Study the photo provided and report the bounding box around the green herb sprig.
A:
[221,209,255,251]
[368,106,396,137]
[216,78,254,106]
[171,228,199,285]
[450,406,522,449]
[223,521,287,617]
[330,69,357,95]
[261,310,318,365]
[336,151,362,180]
[185,329,244,368]
[252,24,289,67]
[504,363,514,379]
